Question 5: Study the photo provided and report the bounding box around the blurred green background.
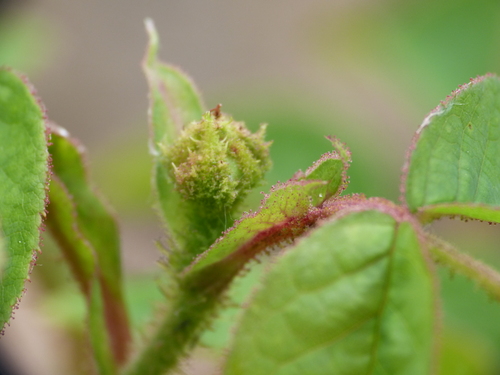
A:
[1,0,500,374]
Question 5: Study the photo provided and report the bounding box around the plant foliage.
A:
[0,19,500,375]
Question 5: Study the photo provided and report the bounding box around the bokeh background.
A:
[1,0,500,374]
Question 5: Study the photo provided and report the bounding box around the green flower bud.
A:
[162,107,271,210]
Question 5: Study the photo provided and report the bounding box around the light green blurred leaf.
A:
[0,14,55,75]
[439,328,497,375]
[46,175,95,292]
[49,127,123,298]
[88,278,117,375]
[0,68,49,331]
[225,210,435,375]
[143,18,204,151]
[439,267,500,357]
[47,125,130,368]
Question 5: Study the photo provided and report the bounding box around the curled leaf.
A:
[189,136,351,274]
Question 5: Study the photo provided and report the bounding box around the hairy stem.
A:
[427,234,500,301]
[124,259,241,375]
[124,188,333,374]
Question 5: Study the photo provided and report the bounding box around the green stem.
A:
[124,202,315,374]
[427,234,500,301]
[124,259,241,375]
[89,279,118,375]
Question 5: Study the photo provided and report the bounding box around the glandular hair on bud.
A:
[162,111,272,210]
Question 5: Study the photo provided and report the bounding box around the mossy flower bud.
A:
[163,108,271,210]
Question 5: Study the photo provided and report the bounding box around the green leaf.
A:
[190,140,350,274]
[224,210,435,375]
[439,329,497,375]
[189,180,327,273]
[47,125,130,367]
[49,127,123,298]
[0,232,5,277]
[143,19,212,268]
[0,68,49,331]
[303,158,343,197]
[46,175,95,293]
[405,75,500,222]
[89,278,118,375]
[47,172,118,373]
[298,136,351,201]
[143,18,204,152]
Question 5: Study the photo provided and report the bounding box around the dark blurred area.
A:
[0,0,12,14]
[1,1,500,374]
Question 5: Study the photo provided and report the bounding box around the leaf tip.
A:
[144,18,159,66]
[326,135,351,163]
[326,135,352,195]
